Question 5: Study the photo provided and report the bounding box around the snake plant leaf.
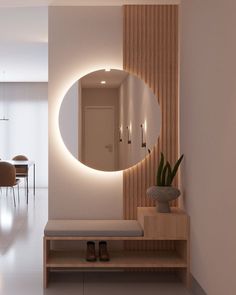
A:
[166,162,172,186]
[161,163,169,186]
[170,154,184,184]
[157,152,164,186]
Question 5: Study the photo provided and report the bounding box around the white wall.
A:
[48,6,123,219]
[0,82,48,187]
[119,74,161,170]
[180,1,236,294]
[59,81,78,159]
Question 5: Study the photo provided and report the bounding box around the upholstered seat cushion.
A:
[44,220,143,237]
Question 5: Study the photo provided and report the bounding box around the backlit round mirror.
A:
[59,69,161,171]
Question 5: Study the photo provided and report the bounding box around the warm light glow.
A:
[105,68,111,72]
[119,125,123,142]
[141,121,147,148]
[127,122,132,144]
[144,120,147,133]
[101,80,106,84]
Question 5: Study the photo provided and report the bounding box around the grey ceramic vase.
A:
[146,186,181,213]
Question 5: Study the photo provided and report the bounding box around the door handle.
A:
[105,144,113,152]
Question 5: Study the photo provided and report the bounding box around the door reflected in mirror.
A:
[59,69,161,171]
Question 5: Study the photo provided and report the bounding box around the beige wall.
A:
[48,6,123,219]
[59,81,79,159]
[180,0,236,294]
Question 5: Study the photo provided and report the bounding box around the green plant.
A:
[156,153,184,186]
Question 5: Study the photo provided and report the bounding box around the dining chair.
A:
[12,154,29,196]
[0,162,20,206]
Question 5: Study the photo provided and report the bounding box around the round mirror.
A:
[59,69,161,171]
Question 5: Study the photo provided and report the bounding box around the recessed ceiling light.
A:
[101,81,106,84]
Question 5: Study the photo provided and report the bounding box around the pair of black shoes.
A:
[86,241,110,262]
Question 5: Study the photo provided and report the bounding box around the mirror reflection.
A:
[59,69,161,171]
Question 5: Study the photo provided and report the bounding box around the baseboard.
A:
[191,274,207,295]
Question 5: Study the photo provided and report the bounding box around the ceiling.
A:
[0,7,48,81]
[0,0,179,82]
[81,69,128,88]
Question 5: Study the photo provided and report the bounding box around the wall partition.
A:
[48,5,179,220]
[123,5,179,252]
[123,5,179,219]
[49,6,123,220]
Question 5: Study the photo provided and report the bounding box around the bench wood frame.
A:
[43,207,190,288]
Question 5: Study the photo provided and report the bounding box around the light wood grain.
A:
[175,241,190,287]
[43,206,189,287]
[45,236,183,241]
[123,4,179,252]
[137,207,188,239]
[43,237,50,288]
[46,250,187,268]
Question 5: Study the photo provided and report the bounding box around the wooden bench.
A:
[43,207,190,288]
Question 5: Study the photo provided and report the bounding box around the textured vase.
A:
[146,186,181,213]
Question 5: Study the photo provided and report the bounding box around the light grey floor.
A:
[0,188,192,295]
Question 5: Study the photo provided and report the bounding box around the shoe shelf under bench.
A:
[43,207,190,288]
[46,249,187,268]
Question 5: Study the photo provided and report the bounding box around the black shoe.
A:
[86,241,96,262]
[99,241,110,262]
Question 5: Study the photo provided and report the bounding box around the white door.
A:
[83,106,115,171]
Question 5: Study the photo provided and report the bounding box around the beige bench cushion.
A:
[44,220,143,237]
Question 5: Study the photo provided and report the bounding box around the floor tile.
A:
[84,272,191,295]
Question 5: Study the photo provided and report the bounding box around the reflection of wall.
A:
[118,74,161,170]
[49,6,123,219]
[59,81,78,159]
[82,88,119,169]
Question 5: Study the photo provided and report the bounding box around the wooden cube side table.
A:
[137,207,190,287]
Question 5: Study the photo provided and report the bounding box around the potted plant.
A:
[146,153,184,213]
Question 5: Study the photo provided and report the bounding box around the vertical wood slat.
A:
[123,5,179,251]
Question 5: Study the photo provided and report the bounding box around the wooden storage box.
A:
[137,207,189,239]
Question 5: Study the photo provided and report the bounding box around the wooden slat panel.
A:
[123,5,179,251]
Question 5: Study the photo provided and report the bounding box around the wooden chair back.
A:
[0,162,16,186]
[12,155,28,175]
